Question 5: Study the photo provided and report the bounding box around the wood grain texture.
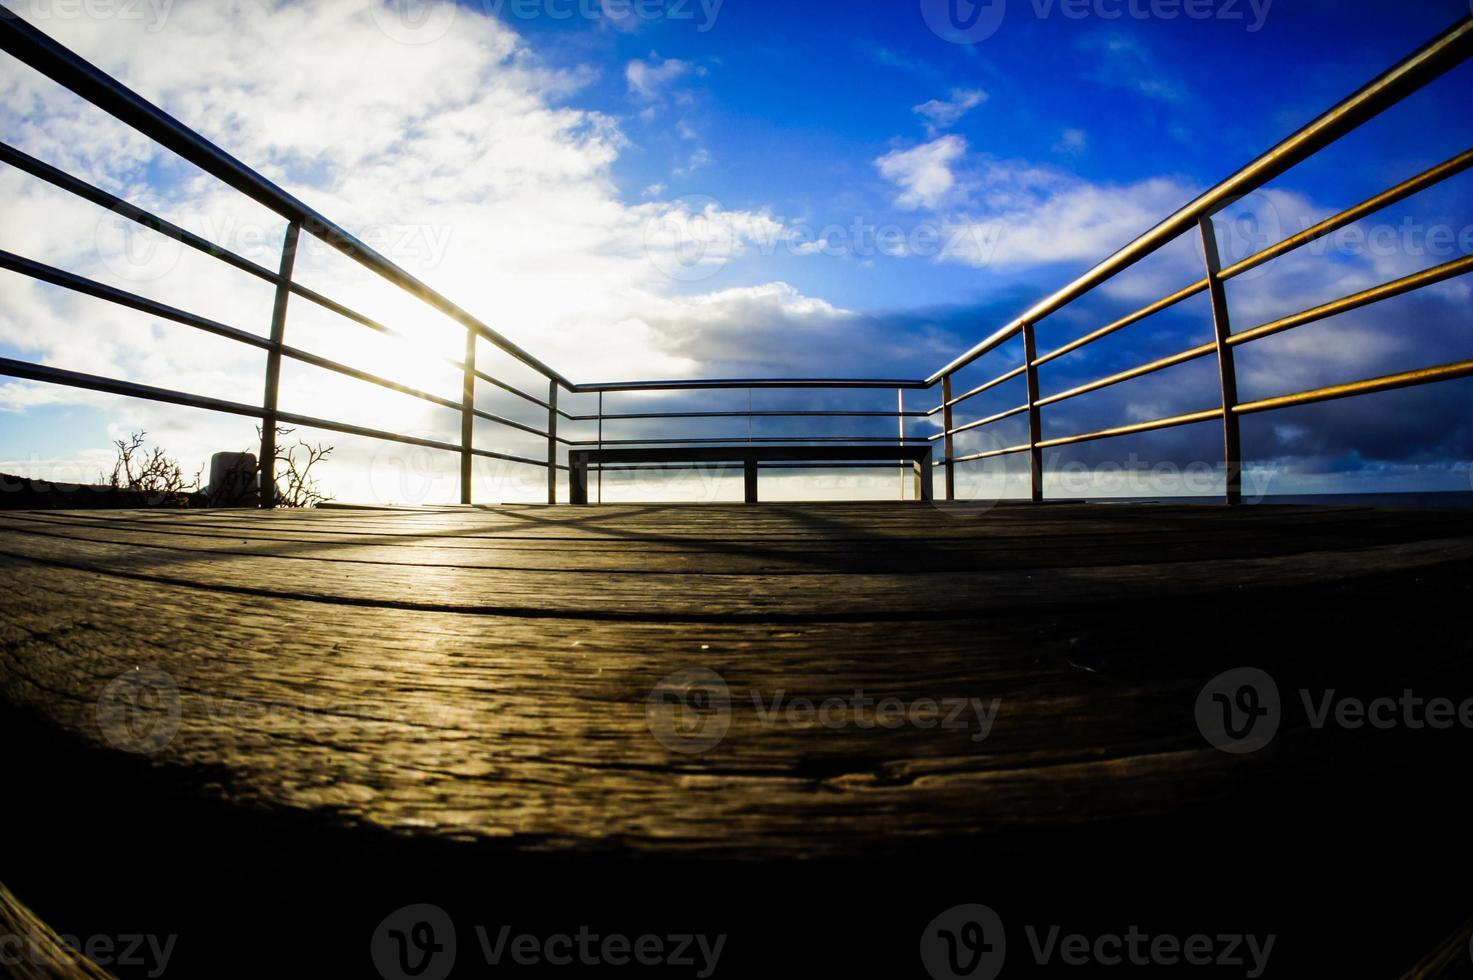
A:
[3,502,1472,861]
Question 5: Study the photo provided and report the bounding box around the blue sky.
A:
[0,0,1470,502]
[571,0,1473,312]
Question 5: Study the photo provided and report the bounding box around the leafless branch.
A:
[106,431,201,506]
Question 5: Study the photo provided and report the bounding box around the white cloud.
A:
[875,135,967,211]
[625,54,701,101]
[1077,33,1185,105]
[1054,128,1088,155]
[944,167,1196,267]
[913,88,987,135]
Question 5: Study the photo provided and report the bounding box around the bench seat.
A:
[568,444,933,504]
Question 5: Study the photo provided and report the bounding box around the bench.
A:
[568,445,933,504]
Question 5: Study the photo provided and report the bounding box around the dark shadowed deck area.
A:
[3,502,1473,976]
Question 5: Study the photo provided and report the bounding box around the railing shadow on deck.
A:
[1,8,1470,507]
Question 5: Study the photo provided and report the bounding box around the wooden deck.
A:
[3,501,1472,976]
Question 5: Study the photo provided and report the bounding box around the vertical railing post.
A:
[596,391,603,505]
[260,220,301,510]
[897,387,906,500]
[941,375,956,501]
[1200,216,1243,505]
[460,330,475,505]
[1022,321,1043,503]
[546,380,559,505]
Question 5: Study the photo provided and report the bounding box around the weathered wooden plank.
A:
[2,517,1471,619]
[4,509,1472,576]
[3,547,1469,858]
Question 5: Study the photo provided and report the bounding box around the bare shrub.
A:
[259,426,334,509]
[104,432,201,506]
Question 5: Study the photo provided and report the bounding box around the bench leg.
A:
[916,458,933,503]
[743,460,758,504]
[571,457,588,505]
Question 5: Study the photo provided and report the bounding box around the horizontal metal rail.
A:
[1024,147,1473,373]
[1032,279,1210,369]
[567,409,931,421]
[0,140,275,284]
[926,364,1028,417]
[1217,146,1473,281]
[949,444,1032,465]
[928,403,1030,441]
[1035,343,1217,410]
[587,460,931,472]
[1235,359,1473,415]
[0,9,574,390]
[0,250,574,441]
[996,145,1473,382]
[0,356,565,469]
[1228,254,1473,347]
[567,436,914,446]
[570,377,930,393]
[483,376,574,419]
[0,141,564,421]
[1036,408,1225,450]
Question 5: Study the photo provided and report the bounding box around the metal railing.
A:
[926,15,1473,504]
[0,8,592,506]
[0,8,932,505]
[2,8,1471,507]
[561,378,934,502]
